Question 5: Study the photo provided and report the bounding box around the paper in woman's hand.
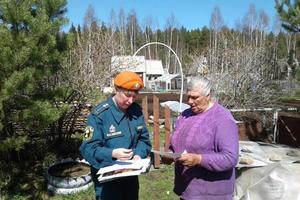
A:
[151,149,182,159]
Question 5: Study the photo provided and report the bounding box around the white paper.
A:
[96,158,151,183]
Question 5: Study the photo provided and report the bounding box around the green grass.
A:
[1,125,175,200]
[1,164,177,200]
[51,164,178,200]
[139,164,177,200]
[46,187,95,200]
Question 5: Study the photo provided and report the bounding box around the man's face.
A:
[114,89,139,111]
[186,90,210,114]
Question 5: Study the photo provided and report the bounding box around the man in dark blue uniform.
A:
[80,71,152,200]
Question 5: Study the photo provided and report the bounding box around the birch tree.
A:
[208,44,276,108]
[62,6,117,102]
[258,10,269,48]
[209,6,224,73]
[127,10,138,54]
[165,14,177,72]
[83,4,98,33]
[276,0,300,79]
[108,9,117,55]
[118,8,127,54]
[143,16,154,59]
[242,4,257,47]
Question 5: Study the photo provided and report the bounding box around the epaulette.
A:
[91,102,110,116]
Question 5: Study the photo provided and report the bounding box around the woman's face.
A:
[186,90,211,114]
[114,89,139,111]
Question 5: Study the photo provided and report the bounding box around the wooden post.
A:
[164,106,171,150]
[153,95,160,168]
[142,95,148,124]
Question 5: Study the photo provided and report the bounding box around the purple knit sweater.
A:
[170,103,239,200]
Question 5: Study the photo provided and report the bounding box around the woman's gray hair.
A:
[186,76,214,96]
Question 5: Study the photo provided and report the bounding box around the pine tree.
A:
[275,0,300,33]
[0,0,69,152]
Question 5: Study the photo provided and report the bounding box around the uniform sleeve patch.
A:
[83,126,94,140]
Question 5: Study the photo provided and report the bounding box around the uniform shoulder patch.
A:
[92,103,110,116]
[83,126,94,140]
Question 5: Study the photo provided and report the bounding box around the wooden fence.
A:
[141,95,173,168]
[11,103,91,137]
[10,95,298,169]
[141,95,300,168]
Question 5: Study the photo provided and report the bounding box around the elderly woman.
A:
[167,76,239,200]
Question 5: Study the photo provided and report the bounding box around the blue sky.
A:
[64,0,277,31]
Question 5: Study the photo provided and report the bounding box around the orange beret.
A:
[114,71,144,90]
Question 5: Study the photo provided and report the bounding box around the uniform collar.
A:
[108,97,138,123]
[107,97,125,124]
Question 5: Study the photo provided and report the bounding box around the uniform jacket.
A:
[80,96,151,198]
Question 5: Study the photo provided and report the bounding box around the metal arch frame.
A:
[133,42,184,112]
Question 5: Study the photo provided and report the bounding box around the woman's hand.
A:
[161,156,174,165]
[112,148,133,160]
[177,153,202,167]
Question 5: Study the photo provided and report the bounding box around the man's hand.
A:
[177,153,202,167]
[112,148,133,160]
